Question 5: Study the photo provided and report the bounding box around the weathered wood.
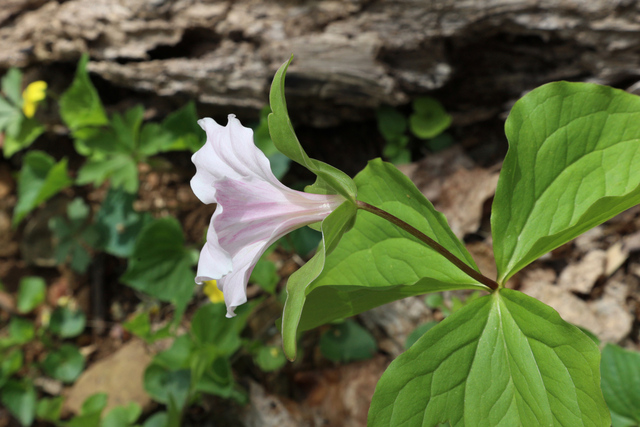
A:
[1,0,638,125]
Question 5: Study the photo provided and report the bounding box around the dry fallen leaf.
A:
[520,268,632,343]
[399,146,499,238]
[63,339,153,415]
[557,249,606,294]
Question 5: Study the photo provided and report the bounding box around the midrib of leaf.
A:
[493,295,551,426]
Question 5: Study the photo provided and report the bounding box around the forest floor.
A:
[1,108,639,427]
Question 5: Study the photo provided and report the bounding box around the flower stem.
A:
[356,201,499,291]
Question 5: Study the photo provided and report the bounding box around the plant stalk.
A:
[356,201,499,291]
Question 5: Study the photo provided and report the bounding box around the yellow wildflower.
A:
[22,80,47,118]
[203,280,225,304]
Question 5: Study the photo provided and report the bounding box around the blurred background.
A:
[1,0,640,426]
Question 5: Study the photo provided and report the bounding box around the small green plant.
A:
[0,68,46,158]
[319,319,377,363]
[376,96,452,164]
[0,278,88,426]
[141,302,253,423]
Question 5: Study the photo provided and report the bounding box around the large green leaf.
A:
[13,151,73,226]
[268,56,357,201]
[369,289,610,426]
[59,54,108,131]
[297,159,487,332]
[493,82,640,283]
[1,379,36,426]
[601,344,640,426]
[120,217,196,318]
[281,200,357,360]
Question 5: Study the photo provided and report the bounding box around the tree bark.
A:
[1,0,638,125]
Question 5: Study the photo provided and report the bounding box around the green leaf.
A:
[404,321,437,350]
[319,319,377,363]
[0,96,22,136]
[493,82,640,283]
[9,317,35,345]
[16,276,46,313]
[409,96,452,140]
[281,200,357,360]
[249,256,279,294]
[112,106,144,153]
[268,56,357,201]
[427,132,454,152]
[122,311,171,344]
[66,393,107,427]
[120,217,195,319]
[50,198,104,273]
[14,151,73,226]
[369,289,610,426]
[194,355,234,398]
[1,379,36,426]
[59,53,108,131]
[102,403,142,427]
[49,306,86,338]
[3,117,45,158]
[142,412,167,427]
[601,344,640,425]
[157,337,193,372]
[80,392,108,415]
[138,122,174,156]
[283,226,322,257]
[1,68,23,107]
[296,159,487,332]
[377,105,408,141]
[41,343,85,383]
[94,188,152,258]
[143,365,190,406]
[0,349,23,388]
[190,302,252,356]
[254,345,287,372]
[77,154,139,193]
[254,106,292,179]
[36,396,64,422]
[161,101,203,153]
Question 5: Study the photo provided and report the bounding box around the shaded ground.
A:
[1,89,639,426]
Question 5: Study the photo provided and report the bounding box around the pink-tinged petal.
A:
[214,177,341,256]
[217,241,265,317]
[194,212,233,284]
[191,114,345,317]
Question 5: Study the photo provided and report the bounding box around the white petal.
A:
[194,210,233,283]
[196,115,280,184]
[218,241,266,317]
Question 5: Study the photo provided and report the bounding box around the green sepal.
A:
[281,200,356,360]
[297,159,487,332]
[268,56,357,202]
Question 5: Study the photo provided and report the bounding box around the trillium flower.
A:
[191,115,344,317]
